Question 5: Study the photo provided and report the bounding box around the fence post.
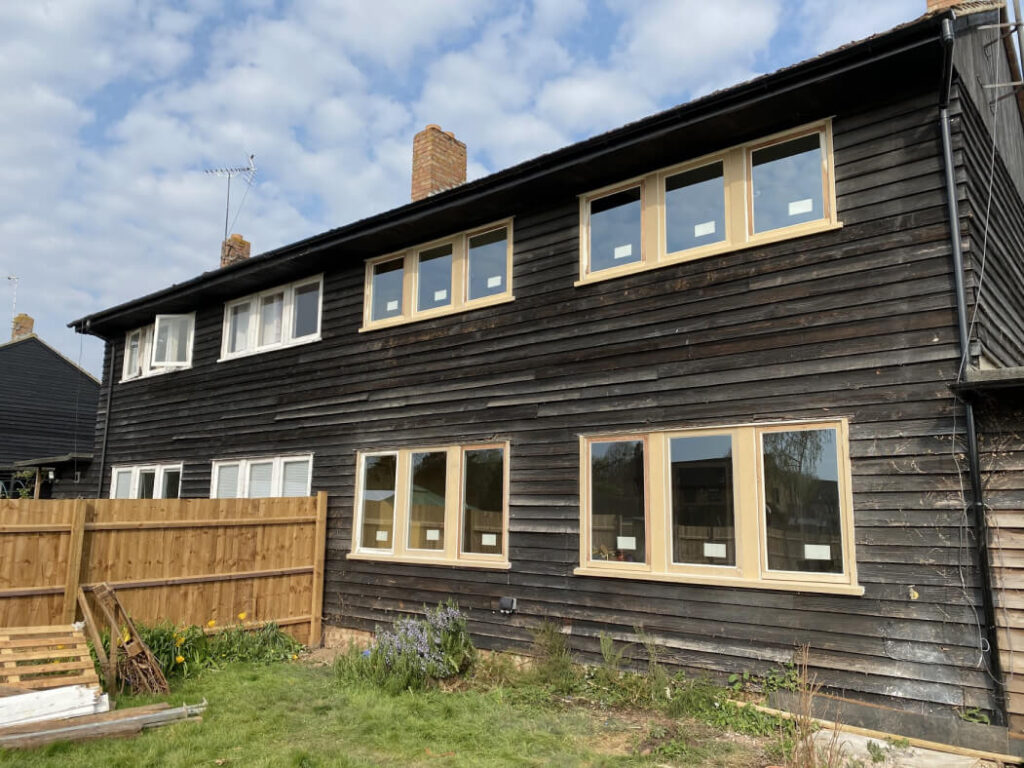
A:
[62,499,87,623]
[309,491,328,648]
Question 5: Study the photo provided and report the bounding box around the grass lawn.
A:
[0,660,774,767]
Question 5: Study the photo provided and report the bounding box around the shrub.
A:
[524,620,580,694]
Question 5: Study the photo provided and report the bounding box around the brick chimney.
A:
[11,313,33,341]
[411,124,467,201]
[925,0,974,11]
[220,234,251,268]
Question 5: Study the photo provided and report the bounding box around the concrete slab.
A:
[813,730,997,767]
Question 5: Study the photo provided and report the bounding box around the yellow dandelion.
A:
[207,619,216,628]
[237,611,247,621]
[175,655,185,664]
[291,654,298,660]
[175,637,184,647]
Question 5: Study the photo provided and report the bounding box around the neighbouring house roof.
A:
[952,366,1024,393]
[14,453,94,468]
[69,5,1008,339]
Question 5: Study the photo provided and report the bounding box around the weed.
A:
[957,706,991,724]
[524,620,579,694]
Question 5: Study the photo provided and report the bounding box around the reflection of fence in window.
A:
[673,526,735,565]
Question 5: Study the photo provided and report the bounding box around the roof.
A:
[0,334,99,384]
[71,7,971,339]
[14,452,94,468]
[952,366,1024,393]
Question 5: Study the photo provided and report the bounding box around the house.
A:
[64,0,1024,747]
[0,314,99,498]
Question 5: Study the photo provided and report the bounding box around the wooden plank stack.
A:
[0,625,102,693]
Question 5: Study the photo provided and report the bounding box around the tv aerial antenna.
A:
[204,154,256,241]
[5,275,17,326]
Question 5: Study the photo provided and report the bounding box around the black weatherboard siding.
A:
[64,11,1024,726]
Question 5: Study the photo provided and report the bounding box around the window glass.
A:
[259,293,284,346]
[408,451,446,551]
[670,435,734,566]
[113,470,132,499]
[372,259,404,321]
[467,228,508,301]
[153,316,191,365]
[282,459,311,497]
[462,448,504,555]
[361,455,397,549]
[162,469,181,499]
[138,470,156,499]
[417,245,453,312]
[589,187,642,272]
[665,163,726,253]
[125,332,140,377]
[215,464,239,498]
[293,283,320,338]
[229,302,251,353]
[762,428,842,574]
[247,462,274,498]
[751,134,824,234]
[590,440,645,562]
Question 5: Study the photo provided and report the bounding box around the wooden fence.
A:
[0,493,328,646]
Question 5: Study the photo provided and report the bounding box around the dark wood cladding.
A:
[66,85,1014,717]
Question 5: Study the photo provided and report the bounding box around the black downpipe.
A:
[93,333,115,499]
[938,17,1006,725]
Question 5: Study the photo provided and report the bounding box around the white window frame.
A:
[120,314,196,382]
[209,454,314,498]
[219,275,323,361]
[109,463,184,499]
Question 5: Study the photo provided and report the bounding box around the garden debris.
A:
[90,583,169,695]
[0,684,108,728]
[0,624,102,693]
[0,699,206,749]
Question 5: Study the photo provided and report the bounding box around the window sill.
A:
[359,293,515,333]
[572,566,864,596]
[218,333,321,363]
[574,219,843,287]
[346,551,511,570]
[119,365,190,384]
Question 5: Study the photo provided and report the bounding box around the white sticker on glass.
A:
[433,289,448,302]
[425,529,440,541]
[375,530,389,542]
[616,536,637,551]
[486,275,502,289]
[694,220,717,238]
[385,300,398,312]
[804,544,831,560]
[703,542,727,559]
[788,198,814,216]
[481,533,497,547]
[613,244,633,259]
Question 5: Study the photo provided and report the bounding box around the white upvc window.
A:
[210,455,313,498]
[109,463,183,499]
[121,314,195,382]
[219,275,323,361]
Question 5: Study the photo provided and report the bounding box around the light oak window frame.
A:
[576,419,861,595]
[360,220,514,332]
[348,442,511,569]
[576,119,839,286]
[218,275,323,362]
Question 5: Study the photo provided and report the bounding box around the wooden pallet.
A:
[0,626,101,693]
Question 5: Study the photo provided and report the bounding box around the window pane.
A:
[590,440,645,562]
[408,451,446,551]
[153,316,190,364]
[125,333,140,377]
[361,455,396,549]
[229,302,251,353]
[259,293,284,346]
[417,244,453,312]
[372,259,404,321]
[589,187,642,272]
[670,435,734,565]
[293,283,320,338]
[247,462,274,498]
[162,469,181,499]
[763,428,843,574]
[665,163,726,253]
[751,134,824,234]
[462,448,503,555]
[468,228,508,300]
[113,470,132,499]
[282,459,310,497]
[138,470,156,499]
[215,464,239,499]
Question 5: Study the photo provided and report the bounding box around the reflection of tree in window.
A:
[670,435,734,565]
[409,451,446,550]
[762,429,842,573]
[463,449,503,554]
[591,441,645,562]
[362,455,396,549]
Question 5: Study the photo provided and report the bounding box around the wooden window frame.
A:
[348,442,511,569]
[576,419,861,595]
[209,454,314,498]
[120,314,195,383]
[218,275,323,362]
[576,119,840,286]
[360,220,514,332]
[108,463,183,499]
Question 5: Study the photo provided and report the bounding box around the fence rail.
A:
[0,493,328,646]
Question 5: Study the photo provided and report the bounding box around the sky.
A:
[1,0,933,377]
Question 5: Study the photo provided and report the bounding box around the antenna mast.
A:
[5,275,17,327]
[204,155,256,241]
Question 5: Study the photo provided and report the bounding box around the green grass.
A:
[0,661,769,768]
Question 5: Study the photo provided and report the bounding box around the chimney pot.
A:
[411,124,467,201]
[11,313,33,341]
[220,233,251,268]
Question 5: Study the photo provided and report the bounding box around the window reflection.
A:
[670,435,734,566]
[468,228,508,300]
[751,134,824,234]
[417,245,453,311]
[372,260,404,321]
[590,440,645,562]
[665,163,726,254]
[409,451,446,551]
[361,455,396,549]
[589,187,642,272]
[462,449,504,554]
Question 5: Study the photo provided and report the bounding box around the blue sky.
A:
[1,0,932,376]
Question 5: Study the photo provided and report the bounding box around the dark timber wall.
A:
[68,85,1005,718]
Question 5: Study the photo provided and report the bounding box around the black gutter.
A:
[93,345,115,498]
[938,16,1006,725]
